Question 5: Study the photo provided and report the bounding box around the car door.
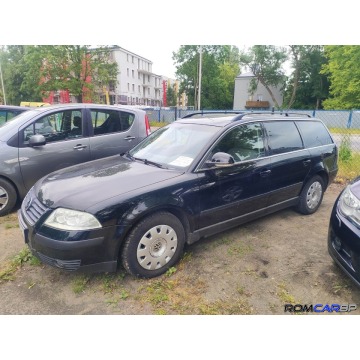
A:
[196,122,272,231]
[88,107,140,160]
[263,121,311,206]
[18,108,91,192]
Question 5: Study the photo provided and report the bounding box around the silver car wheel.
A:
[306,181,322,209]
[137,224,178,270]
[0,186,9,210]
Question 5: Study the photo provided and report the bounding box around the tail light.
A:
[145,114,151,136]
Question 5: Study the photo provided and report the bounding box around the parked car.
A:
[328,176,360,287]
[0,105,31,126]
[0,103,151,216]
[18,112,338,278]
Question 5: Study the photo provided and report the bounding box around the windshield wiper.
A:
[133,157,167,169]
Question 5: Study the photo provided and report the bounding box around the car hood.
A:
[35,155,184,210]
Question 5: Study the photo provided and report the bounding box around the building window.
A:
[132,56,134,63]
[127,83,130,91]
[127,68,129,76]
[138,85,140,93]
[148,88,150,95]
[132,70,134,78]
[132,84,135,92]
[138,73,140,80]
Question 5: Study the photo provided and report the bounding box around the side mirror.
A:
[206,152,235,168]
[28,134,46,147]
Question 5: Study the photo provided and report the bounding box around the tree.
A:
[283,45,329,109]
[0,45,43,105]
[321,45,360,110]
[173,45,240,109]
[34,46,118,103]
[1,45,118,104]
[239,45,288,109]
[166,84,177,106]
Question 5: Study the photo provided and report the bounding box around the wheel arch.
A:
[116,205,192,258]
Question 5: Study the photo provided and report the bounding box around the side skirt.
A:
[187,197,299,245]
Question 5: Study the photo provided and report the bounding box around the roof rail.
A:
[181,111,243,119]
[232,111,312,122]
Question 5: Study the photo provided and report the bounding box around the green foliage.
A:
[166,85,177,106]
[173,45,240,109]
[283,45,329,109]
[0,45,118,104]
[339,135,352,162]
[0,248,36,282]
[321,46,360,109]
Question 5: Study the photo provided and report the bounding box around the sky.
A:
[3,2,356,81]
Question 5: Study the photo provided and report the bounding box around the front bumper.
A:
[17,207,121,274]
[328,203,360,288]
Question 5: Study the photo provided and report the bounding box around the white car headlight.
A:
[339,186,360,226]
[44,208,102,231]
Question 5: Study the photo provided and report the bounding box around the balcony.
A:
[245,101,270,109]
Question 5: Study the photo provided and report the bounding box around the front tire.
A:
[121,211,185,278]
[0,178,17,217]
[297,175,324,215]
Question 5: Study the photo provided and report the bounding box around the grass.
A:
[277,282,297,304]
[330,127,360,135]
[0,247,40,282]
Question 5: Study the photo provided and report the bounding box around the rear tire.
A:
[0,178,17,216]
[121,211,185,278]
[296,175,324,215]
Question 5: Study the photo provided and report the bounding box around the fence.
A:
[147,108,360,181]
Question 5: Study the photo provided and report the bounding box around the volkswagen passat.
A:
[18,112,338,278]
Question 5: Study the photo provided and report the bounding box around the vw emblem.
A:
[25,196,32,211]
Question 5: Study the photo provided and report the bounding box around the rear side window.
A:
[264,121,303,155]
[296,120,333,148]
[90,110,134,136]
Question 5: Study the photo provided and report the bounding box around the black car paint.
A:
[328,177,360,287]
[18,115,338,275]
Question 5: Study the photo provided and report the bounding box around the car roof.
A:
[24,103,146,114]
[177,111,317,127]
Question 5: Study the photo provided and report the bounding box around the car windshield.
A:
[129,122,220,169]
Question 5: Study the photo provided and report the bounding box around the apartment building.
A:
[233,72,283,110]
[108,46,164,107]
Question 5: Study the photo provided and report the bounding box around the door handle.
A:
[303,159,311,166]
[124,136,136,141]
[73,144,87,150]
[260,169,271,177]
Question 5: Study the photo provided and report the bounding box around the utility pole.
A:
[197,45,202,111]
[0,58,6,105]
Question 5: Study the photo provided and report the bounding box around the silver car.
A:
[0,103,151,216]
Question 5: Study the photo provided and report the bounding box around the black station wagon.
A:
[18,112,338,278]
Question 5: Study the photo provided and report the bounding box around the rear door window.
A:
[91,109,134,136]
[296,120,333,148]
[263,121,303,155]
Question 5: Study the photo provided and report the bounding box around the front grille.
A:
[21,188,48,225]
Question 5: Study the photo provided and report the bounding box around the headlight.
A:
[339,186,360,226]
[44,208,102,231]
